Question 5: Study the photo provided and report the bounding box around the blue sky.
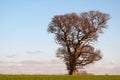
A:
[0,0,120,74]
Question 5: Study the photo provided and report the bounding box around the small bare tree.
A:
[48,11,110,75]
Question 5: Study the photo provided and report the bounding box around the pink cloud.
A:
[85,62,120,75]
[0,60,66,74]
[0,60,120,75]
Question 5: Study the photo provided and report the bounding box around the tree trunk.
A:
[73,68,78,75]
[69,70,73,75]
[69,67,78,75]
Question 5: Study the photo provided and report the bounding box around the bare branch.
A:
[48,11,110,75]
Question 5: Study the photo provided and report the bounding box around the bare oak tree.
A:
[48,11,110,75]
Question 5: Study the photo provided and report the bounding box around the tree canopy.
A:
[48,11,110,75]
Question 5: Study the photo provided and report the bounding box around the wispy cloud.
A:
[27,50,44,54]
[6,54,16,58]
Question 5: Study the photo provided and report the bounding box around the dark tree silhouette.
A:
[48,11,110,75]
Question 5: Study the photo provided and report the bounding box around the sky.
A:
[0,0,120,75]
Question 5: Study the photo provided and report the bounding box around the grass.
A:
[0,75,120,80]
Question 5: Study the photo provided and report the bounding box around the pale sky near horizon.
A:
[0,0,120,75]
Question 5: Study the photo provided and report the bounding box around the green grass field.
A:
[0,75,120,80]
